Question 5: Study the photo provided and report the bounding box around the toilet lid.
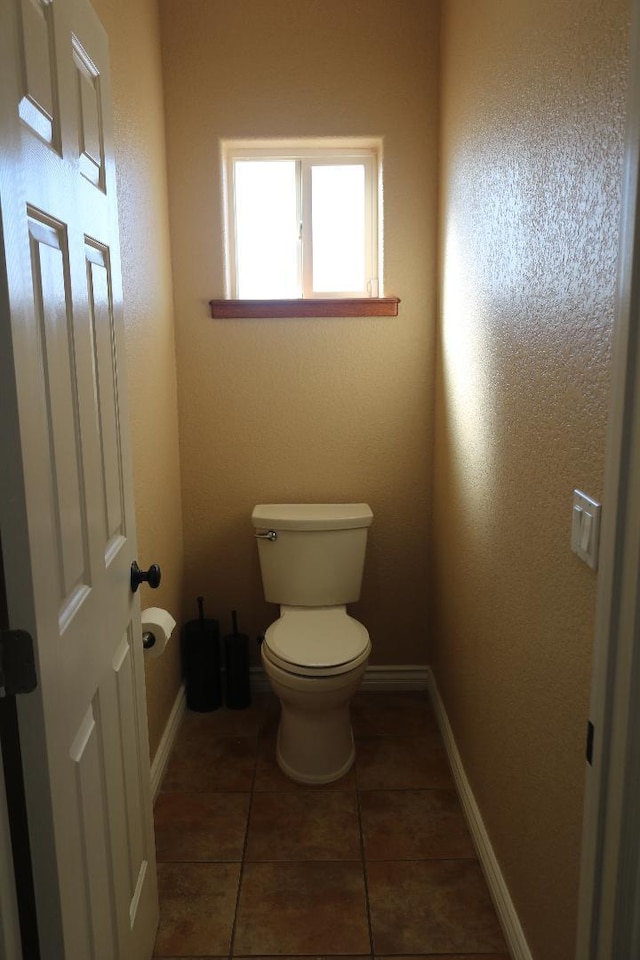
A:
[264,607,370,672]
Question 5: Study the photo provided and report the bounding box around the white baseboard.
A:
[250,663,429,692]
[150,683,186,801]
[426,668,532,960]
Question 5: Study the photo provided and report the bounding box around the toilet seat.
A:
[263,606,371,678]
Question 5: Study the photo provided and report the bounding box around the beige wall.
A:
[434,2,629,958]
[159,0,439,660]
[90,0,185,760]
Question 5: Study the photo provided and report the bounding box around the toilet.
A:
[252,503,373,784]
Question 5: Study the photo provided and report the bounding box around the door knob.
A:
[130,561,161,593]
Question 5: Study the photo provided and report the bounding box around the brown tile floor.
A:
[153,690,510,959]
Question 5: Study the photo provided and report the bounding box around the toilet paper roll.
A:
[141,607,176,659]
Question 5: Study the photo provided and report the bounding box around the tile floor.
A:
[153,690,510,959]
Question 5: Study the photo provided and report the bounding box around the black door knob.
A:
[130,561,162,593]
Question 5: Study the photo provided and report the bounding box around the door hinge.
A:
[0,630,37,697]
[586,720,594,766]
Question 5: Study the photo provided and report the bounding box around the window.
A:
[222,139,381,301]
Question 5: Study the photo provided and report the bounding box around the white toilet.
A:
[252,503,373,784]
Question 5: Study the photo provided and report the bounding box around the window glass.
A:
[234,160,298,298]
[311,164,365,294]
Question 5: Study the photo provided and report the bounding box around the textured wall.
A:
[159,0,439,660]
[90,0,184,761]
[434,2,629,958]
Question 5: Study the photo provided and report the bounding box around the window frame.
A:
[222,139,381,301]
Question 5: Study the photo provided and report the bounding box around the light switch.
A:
[571,490,601,570]
[580,511,592,551]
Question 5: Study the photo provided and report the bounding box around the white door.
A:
[0,0,158,956]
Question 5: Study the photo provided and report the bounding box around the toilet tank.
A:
[252,503,373,606]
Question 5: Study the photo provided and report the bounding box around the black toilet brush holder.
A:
[224,610,251,709]
[183,596,222,711]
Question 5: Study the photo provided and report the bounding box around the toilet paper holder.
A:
[141,607,176,658]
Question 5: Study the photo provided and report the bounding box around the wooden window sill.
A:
[209,297,400,319]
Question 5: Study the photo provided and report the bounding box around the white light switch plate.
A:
[571,489,601,570]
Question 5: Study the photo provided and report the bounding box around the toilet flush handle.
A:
[254,529,278,542]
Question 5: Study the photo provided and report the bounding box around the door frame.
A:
[576,0,640,955]
[0,738,22,960]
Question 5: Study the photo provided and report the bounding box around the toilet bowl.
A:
[261,606,370,783]
[252,503,373,784]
